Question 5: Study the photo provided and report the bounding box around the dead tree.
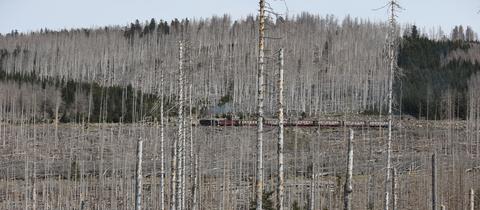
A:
[160,68,166,210]
[277,48,285,210]
[344,129,354,210]
[191,155,199,210]
[384,1,400,209]
[135,137,144,210]
[176,40,185,210]
[392,168,397,210]
[432,153,437,210]
[171,41,185,210]
[470,188,475,210]
[256,0,266,210]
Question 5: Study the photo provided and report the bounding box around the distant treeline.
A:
[398,25,480,120]
[0,69,182,123]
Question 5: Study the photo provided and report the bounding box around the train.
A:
[198,119,388,128]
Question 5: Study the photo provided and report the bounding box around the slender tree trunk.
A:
[344,129,354,210]
[135,137,143,210]
[256,0,266,209]
[384,1,398,210]
[191,155,198,210]
[54,92,60,142]
[277,48,285,210]
[470,188,475,210]
[175,40,185,210]
[160,68,166,210]
[32,93,37,210]
[189,84,194,209]
[392,167,397,210]
[432,153,437,210]
[310,166,315,210]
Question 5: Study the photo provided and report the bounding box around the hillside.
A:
[1,16,479,124]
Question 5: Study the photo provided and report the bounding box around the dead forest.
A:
[0,0,480,210]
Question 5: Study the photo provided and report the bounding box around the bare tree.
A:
[470,188,475,210]
[176,40,185,210]
[160,67,166,210]
[344,129,354,210]
[432,153,437,210]
[256,0,266,209]
[384,1,400,209]
[135,137,144,210]
[276,48,285,210]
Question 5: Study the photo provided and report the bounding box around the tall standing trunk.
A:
[188,84,194,209]
[256,0,266,209]
[277,48,285,210]
[310,165,315,210]
[160,67,166,210]
[191,155,198,210]
[135,137,144,210]
[32,93,37,210]
[470,188,475,210]
[54,92,60,143]
[344,129,354,210]
[432,153,436,210]
[392,167,397,210]
[175,40,185,210]
[384,1,398,209]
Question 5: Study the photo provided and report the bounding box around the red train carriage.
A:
[315,120,342,127]
[343,121,366,127]
[217,119,238,126]
[240,120,257,126]
[264,119,278,126]
[368,121,388,128]
[295,120,315,126]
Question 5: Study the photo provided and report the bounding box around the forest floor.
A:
[0,118,477,209]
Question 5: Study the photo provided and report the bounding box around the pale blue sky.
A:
[0,0,478,35]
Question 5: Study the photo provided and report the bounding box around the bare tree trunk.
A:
[188,84,194,209]
[175,40,185,210]
[392,167,397,210]
[432,153,437,210]
[470,188,475,210]
[135,137,144,210]
[256,0,266,209]
[191,155,198,210]
[32,93,37,210]
[277,48,285,210]
[384,1,398,210]
[344,129,354,210]
[310,167,315,210]
[54,92,60,142]
[160,68,166,210]
[170,137,177,210]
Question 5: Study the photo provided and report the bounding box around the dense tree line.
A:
[398,25,480,120]
[0,69,171,123]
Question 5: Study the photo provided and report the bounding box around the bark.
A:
[175,40,185,210]
[384,1,398,210]
[432,153,437,210]
[344,129,354,210]
[256,0,266,209]
[160,69,165,210]
[277,48,285,210]
[135,137,144,210]
[470,188,475,210]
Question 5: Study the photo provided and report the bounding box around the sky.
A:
[0,0,479,35]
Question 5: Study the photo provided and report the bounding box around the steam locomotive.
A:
[198,119,388,128]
